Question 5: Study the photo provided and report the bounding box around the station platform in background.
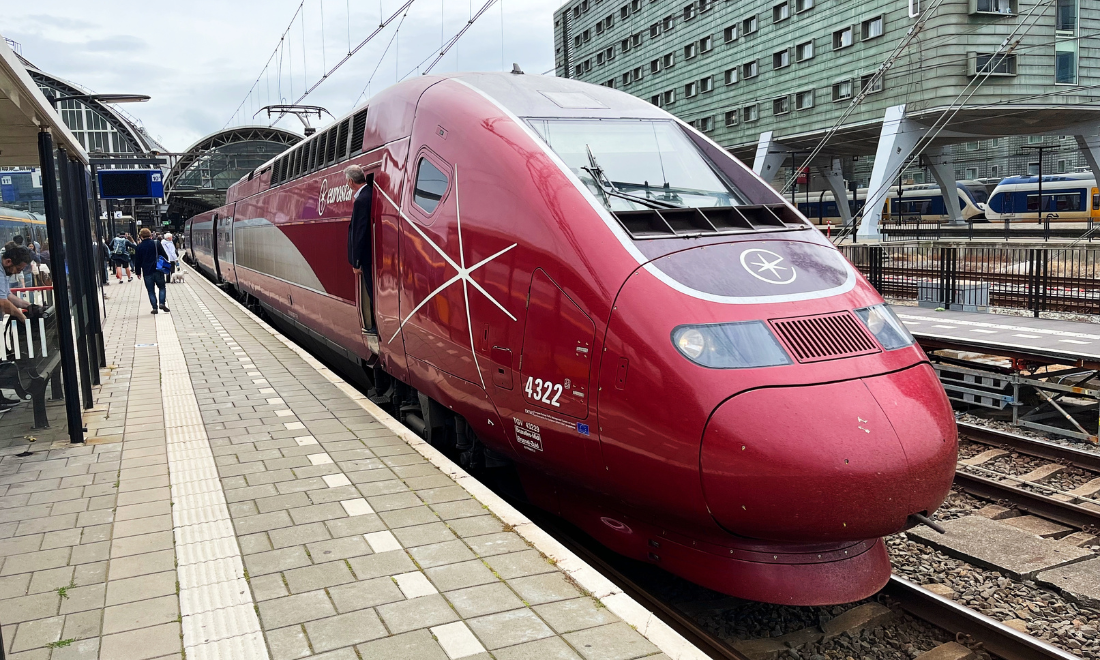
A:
[0,267,692,660]
[890,305,1100,366]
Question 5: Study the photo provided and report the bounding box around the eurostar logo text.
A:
[318,179,354,215]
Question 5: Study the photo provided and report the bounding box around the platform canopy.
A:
[0,37,87,167]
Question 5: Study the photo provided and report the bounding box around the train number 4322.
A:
[524,376,563,407]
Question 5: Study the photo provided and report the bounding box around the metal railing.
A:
[841,245,1100,316]
[881,216,943,242]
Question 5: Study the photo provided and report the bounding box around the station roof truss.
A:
[164,126,301,218]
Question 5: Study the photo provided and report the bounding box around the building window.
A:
[632,0,641,11]
[974,0,1015,14]
[796,89,814,109]
[632,33,642,47]
[833,26,854,50]
[832,79,853,101]
[773,49,790,69]
[622,38,631,53]
[724,25,739,42]
[700,76,713,92]
[575,64,584,77]
[650,22,662,38]
[1057,159,1067,173]
[684,3,697,20]
[860,17,883,41]
[606,14,614,28]
[685,81,698,97]
[796,40,814,61]
[1027,162,1040,176]
[971,52,1017,76]
[606,47,616,61]
[725,110,739,127]
[700,35,713,52]
[663,15,675,31]
[773,96,791,115]
[860,73,883,94]
[651,58,662,73]
[651,94,662,107]
[584,59,592,73]
[1028,136,1044,144]
[742,60,759,79]
[663,89,676,104]
[743,104,759,122]
[773,2,790,22]
[622,72,632,85]
[598,52,606,65]
[632,66,644,81]
[991,165,999,177]
[1055,0,1078,84]
[699,116,714,131]
[724,67,738,84]
[621,4,630,19]
[684,43,698,59]
[699,0,713,12]
[663,52,675,68]
[743,15,758,35]
[796,0,814,11]
[574,6,581,18]
[966,141,980,151]
[575,35,582,48]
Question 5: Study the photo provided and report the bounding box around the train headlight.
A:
[854,304,915,350]
[671,322,791,369]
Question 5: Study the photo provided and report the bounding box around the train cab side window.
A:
[413,158,449,214]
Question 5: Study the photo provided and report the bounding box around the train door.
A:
[372,141,410,378]
[1092,187,1100,219]
[211,213,222,282]
[218,205,237,286]
[354,172,376,334]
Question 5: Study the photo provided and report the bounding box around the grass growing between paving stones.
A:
[44,639,75,649]
[56,578,75,599]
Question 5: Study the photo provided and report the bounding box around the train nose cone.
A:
[700,364,956,543]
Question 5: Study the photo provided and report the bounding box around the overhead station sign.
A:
[97,170,164,199]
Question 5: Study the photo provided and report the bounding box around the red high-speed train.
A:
[186,72,956,605]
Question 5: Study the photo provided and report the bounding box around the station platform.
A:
[0,268,697,660]
[890,305,1100,367]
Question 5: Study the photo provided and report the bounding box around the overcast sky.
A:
[5,0,564,151]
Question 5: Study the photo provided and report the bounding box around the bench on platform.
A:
[1,307,63,428]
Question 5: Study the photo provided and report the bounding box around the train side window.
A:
[413,158,449,214]
[1093,192,1099,210]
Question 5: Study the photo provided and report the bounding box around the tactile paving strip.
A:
[155,313,270,659]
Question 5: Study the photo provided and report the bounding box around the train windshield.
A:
[528,119,744,210]
[961,183,988,205]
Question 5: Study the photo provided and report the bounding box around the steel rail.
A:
[958,422,1100,473]
[953,471,1100,530]
[883,576,1081,660]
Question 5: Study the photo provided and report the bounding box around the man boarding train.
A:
[345,164,375,335]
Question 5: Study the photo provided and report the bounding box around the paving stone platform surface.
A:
[0,269,674,659]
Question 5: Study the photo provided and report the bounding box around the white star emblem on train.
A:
[740,248,797,285]
[374,165,517,388]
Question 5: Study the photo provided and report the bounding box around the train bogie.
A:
[185,73,957,605]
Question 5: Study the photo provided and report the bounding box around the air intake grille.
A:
[770,312,879,363]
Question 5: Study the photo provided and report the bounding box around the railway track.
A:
[517,500,1080,660]
[956,421,1100,530]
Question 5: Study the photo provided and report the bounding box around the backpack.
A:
[111,237,126,255]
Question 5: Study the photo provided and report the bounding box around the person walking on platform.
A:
[134,228,170,314]
[345,164,375,333]
[109,232,135,283]
[160,232,179,282]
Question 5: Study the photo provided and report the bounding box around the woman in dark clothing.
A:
[133,228,171,314]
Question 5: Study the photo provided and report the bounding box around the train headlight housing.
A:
[855,304,915,350]
[671,321,791,369]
